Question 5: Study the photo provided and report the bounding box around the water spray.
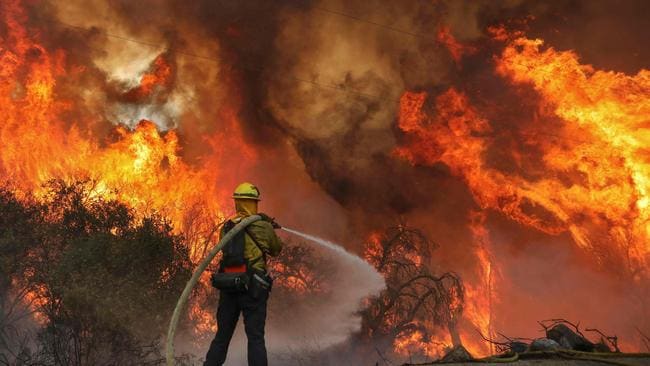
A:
[165,219,384,365]
[280,227,382,282]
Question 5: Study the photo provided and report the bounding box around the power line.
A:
[311,5,438,42]
[49,6,526,102]
[52,2,451,99]
[53,20,383,100]
[50,8,623,146]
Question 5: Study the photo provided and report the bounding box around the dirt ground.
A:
[410,353,650,366]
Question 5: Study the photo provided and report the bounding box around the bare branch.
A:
[585,328,620,352]
[636,327,650,352]
[540,318,586,338]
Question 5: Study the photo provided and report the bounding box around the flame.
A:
[124,55,173,100]
[396,37,650,272]
[0,0,250,240]
[0,0,257,342]
[18,281,49,325]
[465,210,497,356]
[437,26,477,63]
[393,328,451,359]
[363,229,471,358]
[268,262,320,294]
[396,28,650,354]
[5,0,649,357]
[495,35,650,271]
[363,231,384,268]
[396,88,512,353]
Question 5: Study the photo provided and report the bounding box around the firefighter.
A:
[204,182,283,366]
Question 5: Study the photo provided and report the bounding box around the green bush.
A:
[0,180,192,365]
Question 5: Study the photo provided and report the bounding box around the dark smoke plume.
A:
[14,0,650,356]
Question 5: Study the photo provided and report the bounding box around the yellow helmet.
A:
[232,182,261,201]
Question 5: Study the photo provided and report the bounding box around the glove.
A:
[258,213,281,229]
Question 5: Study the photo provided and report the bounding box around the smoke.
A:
[9,0,650,357]
[175,231,385,365]
[269,229,384,348]
[30,0,650,215]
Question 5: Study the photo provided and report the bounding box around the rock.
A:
[529,338,561,352]
[510,341,528,354]
[440,345,473,362]
[547,324,594,351]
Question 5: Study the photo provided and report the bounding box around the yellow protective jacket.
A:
[220,215,283,272]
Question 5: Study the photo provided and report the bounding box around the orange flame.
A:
[437,26,477,63]
[124,55,173,100]
[0,0,255,340]
[393,328,451,359]
[465,210,497,356]
[396,34,650,273]
[0,0,243,238]
[495,35,650,271]
[396,28,650,354]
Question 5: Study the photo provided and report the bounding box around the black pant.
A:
[204,289,269,366]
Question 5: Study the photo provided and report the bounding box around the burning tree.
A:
[0,180,192,365]
[268,239,335,296]
[0,185,41,364]
[1,0,649,360]
[361,225,464,359]
[0,179,339,364]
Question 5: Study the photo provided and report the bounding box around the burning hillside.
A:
[1,0,649,364]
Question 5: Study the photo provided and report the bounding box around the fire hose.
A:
[165,214,262,366]
[404,350,650,366]
[476,350,650,366]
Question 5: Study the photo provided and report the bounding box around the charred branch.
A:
[585,328,620,353]
[637,327,650,352]
[539,319,587,339]
[361,224,465,354]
